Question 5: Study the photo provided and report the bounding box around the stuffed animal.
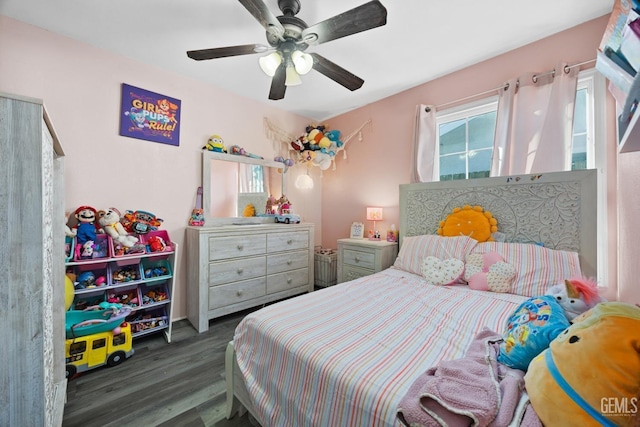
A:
[98,208,138,248]
[497,295,570,371]
[203,134,226,152]
[437,205,498,242]
[73,205,100,244]
[464,252,516,292]
[525,302,640,427]
[546,277,604,322]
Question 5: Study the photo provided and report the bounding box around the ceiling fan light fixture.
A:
[285,65,302,86]
[259,51,282,77]
[291,50,313,75]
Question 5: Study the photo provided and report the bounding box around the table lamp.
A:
[366,207,383,240]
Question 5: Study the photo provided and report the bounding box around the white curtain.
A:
[411,104,437,183]
[491,63,579,176]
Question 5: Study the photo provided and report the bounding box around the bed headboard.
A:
[399,170,597,278]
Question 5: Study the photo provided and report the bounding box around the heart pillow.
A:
[421,256,465,286]
[465,252,516,292]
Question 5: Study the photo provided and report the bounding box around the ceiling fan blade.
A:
[301,0,387,45]
[187,44,265,60]
[269,64,287,100]
[238,0,285,35]
[310,53,364,91]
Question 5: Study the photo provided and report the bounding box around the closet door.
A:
[0,93,65,426]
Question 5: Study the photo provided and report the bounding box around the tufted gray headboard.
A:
[399,169,597,279]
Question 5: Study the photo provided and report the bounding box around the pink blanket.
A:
[397,328,542,427]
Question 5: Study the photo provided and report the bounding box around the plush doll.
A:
[98,208,138,248]
[203,134,226,152]
[546,277,604,322]
[525,302,640,427]
[464,252,516,292]
[437,205,498,242]
[73,205,100,244]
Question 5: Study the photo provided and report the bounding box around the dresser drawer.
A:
[267,231,309,252]
[267,250,309,275]
[209,234,266,261]
[209,256,266,286]
[209,277,266,310]
[341,265,373,283]
[267,268,309,293]
[343,248,375,270]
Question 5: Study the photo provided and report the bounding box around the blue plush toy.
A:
[497,295,570,371]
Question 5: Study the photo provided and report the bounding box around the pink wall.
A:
[322,16,635,304]
[0,16,323,320]
[2,13,636,314]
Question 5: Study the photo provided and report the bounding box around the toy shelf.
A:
[65,240,178,343]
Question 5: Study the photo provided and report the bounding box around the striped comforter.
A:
[234,267,527,427]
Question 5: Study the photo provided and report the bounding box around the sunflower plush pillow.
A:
[437,205,497,242]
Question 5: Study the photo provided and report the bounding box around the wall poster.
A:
[119,83,181,146]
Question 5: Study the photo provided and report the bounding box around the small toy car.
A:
[274,213,301,224]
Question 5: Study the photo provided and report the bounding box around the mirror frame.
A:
[201,151,287,224]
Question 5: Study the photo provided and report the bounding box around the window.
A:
[436,99,497,181]
[434,68,608,284]
[436,70,601,179]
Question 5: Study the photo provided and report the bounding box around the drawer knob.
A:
[287,278,292,284]
[355,257,360,262]
[237,268,244,274]
[287,260,292,265]
[237,290,243,297]
[287,239,293,245]
[237,244,243,250]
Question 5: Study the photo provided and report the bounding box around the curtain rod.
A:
[427,58,596,112]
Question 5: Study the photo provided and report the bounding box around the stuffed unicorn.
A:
[546,277,604,322]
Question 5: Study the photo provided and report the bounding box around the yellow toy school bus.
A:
[65,322,134,379]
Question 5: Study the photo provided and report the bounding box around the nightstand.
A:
[337,238,398,284]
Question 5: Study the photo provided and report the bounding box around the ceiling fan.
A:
[187,0,387,100]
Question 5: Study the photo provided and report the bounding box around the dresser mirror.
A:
[201,151,287,224]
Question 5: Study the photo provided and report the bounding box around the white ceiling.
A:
[1,0,613,121]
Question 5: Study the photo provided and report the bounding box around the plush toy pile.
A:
[525,302,640,427]
[289,124,344,170]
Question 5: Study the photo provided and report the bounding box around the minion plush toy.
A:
[525,302,640,427]
[203,134,226,152]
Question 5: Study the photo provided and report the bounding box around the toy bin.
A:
[65,236,74,263]
[109,235,146,258]
[72,262,108,291]
[127,307,169,336]
[314,248,337,287]
[141,230,173,254]
[108,260,143,286]
[139,281,170,307]
[106,285,141,309]
[141,258,172,281]
[73,233,110,262]
[71,289,105,311]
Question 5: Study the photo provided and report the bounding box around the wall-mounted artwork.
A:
[119,83,181,146]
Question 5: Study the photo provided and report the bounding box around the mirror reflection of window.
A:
[239,164,269,193]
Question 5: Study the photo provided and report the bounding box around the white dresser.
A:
[186,223,314,332]
[337,238,398,284]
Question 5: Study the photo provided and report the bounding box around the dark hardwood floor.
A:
[62,309,258,427]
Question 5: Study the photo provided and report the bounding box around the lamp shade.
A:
[366,207,383,221]
[295,173,314,189]
[292,50,313,75]
[259,52,282,77]
[285,65,302,86]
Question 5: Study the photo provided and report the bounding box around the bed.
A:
[224,169,598,426]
